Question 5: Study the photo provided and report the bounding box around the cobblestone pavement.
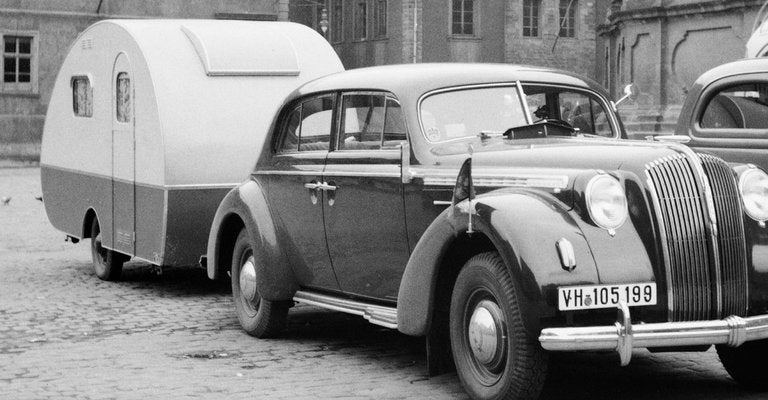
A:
[0,167,766,400]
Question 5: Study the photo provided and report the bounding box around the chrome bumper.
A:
[538,302,768,366]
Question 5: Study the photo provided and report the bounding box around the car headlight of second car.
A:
[739,167,768,223]
[586,174,628,232]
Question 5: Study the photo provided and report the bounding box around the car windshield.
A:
[420,85,615,142]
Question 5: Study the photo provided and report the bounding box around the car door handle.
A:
[318,182,337,191]
[304,182,321,190]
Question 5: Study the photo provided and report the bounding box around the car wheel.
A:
[717,339,768,390]
[231,229,289,338]
[90,218,125,281]
[450,251,547,400]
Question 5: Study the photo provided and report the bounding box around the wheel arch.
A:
[82,208,99,239]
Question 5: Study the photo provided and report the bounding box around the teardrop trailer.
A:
[40,19,343,280]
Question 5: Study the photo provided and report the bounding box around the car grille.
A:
[645,153,748,321]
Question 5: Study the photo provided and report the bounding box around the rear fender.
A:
[206,180,298,301]
[397,189,599,337]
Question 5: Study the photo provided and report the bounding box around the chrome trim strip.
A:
[539,306,768,365]
[419,171,569,189]
[672,144,723,317]
[293,291,398,329]
[254,170,401,179]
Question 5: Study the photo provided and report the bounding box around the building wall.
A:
[293,0,602,78]
[0,0,287,161]
[599,0,763,135]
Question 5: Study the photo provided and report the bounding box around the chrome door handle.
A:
[318,182,337,191]
[304,182,321,190]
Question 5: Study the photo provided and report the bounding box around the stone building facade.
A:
[291,0,609,76]
[0,0,288,161]
[598,0,765,135]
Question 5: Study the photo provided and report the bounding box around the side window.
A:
[72,76,92,117]
[277,95,334,153]
[701,83,768,130]
[298,96,334,151]
[278,105,301,152]
[339,94,386,150]
[383,98,407,147]
[116,72,131,122]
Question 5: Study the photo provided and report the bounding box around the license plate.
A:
[558,283,657,311]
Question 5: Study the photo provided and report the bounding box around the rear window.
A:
[701,83,768,130]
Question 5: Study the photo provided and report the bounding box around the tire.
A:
[717,339,768,391]
[231,229,289,338]
[90,218,126,281]
[449,252,548,400]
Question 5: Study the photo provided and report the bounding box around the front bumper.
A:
[538,302,768,366]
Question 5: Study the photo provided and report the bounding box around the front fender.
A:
[206,179,298,301]
[397,189,600,337]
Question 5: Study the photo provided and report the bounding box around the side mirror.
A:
[615,83,639,107]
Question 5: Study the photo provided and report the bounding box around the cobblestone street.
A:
[1,167,766,400]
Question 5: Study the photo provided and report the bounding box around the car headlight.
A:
[586,174,628,232]
[739,168,768,222]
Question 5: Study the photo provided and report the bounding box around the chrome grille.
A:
[699,154,749,317]
[645,153,748,321]
[646,154,712,321]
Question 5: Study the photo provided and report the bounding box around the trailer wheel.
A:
[231,229,289,338]
[90,218,126,281]
[450,252,547,400]
[717,339,768,390]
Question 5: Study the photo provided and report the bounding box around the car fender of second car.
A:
[206,179,299,300]
[397,175,656,338]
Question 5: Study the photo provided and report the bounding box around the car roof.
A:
[291,63,609,101]
[692,58,768,84]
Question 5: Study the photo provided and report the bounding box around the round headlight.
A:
[739,168,768,222]
[586,174,628,232]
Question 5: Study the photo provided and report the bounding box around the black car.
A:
[206,63,768,400]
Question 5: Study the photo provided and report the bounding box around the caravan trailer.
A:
[40,19,343,280]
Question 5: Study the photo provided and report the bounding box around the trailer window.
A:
[116,72,131,123]
[72,76,92,117]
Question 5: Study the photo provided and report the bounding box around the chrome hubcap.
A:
[239,256,258,302]
[468,299,506,370]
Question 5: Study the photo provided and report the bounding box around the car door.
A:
[686,75,768,172]
[265,94,340,291]
[322,92,411,301]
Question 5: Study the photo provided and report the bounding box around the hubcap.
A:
[468,299,506,370]
[239,256,258,303]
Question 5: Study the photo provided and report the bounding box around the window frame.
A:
[522,0,540,38]
[353,0,369,41]
[330,0,344,44]
[71,74,94,118]
[275,93,338,154]
[450,0,477,37]
[1,31,39,95]
[336,90,406,152]
[373,0,388,39]
[558,0,578,38]
[692,77,768,140]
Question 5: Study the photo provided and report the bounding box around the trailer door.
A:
[111,53,135,255]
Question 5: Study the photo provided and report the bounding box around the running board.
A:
[293,290,398,329]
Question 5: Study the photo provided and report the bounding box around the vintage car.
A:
[674,57,768,174]
[205,64,768,400]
